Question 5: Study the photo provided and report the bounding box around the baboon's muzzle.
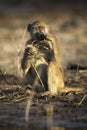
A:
[35,32,46,40]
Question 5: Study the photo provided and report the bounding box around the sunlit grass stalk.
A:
[75,64,79,82]
[17,28,27,78]
[25,74,40,122]
[77,94,87,106]
[30,60,45,90]
[17,45,21,77]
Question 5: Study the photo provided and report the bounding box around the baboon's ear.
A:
[27,24,31,32]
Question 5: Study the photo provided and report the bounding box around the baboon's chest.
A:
[32,40,53,61]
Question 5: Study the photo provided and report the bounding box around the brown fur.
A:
[48,60,64,94]
[21,21,64,93]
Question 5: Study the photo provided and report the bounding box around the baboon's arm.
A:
[21,46,32,74]
[46,34,62,67]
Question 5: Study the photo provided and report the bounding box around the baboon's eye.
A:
[31,26,38,34]
[39,26,44,30]
[39,26,45,33]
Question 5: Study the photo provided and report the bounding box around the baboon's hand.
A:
[34,33,46,41]
[25,47,34,57]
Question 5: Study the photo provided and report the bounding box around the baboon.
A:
[21,20,64,94]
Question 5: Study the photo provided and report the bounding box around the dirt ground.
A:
[0,69,87,130]
[0,7,87,129]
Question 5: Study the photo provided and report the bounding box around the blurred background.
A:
[0,0,87,75]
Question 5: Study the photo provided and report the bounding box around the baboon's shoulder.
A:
[46,33,58,43]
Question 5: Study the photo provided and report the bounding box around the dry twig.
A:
[77,94,87,106]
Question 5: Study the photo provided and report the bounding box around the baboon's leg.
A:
[26,64,48,90]
[48,61,64,94]
[36,64,48,90]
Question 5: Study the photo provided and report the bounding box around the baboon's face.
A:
[27,21,48,40]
